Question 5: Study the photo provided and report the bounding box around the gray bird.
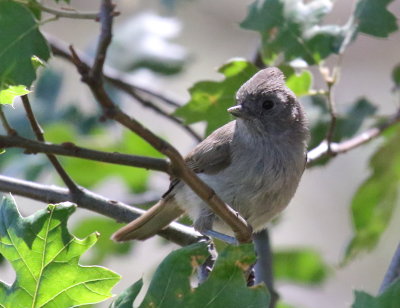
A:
[112,67,309,242]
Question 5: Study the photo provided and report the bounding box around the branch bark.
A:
[0,174,201,246]
[0,134,170,173]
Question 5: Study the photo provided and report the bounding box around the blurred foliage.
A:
[344,124,400,263]
[240,0,397,65]
[73,217,133,264]
[107,12,187,75]
[111,242,270,308]
[352,278,400,308]
[274,248,329,285]
[0,195,120,307]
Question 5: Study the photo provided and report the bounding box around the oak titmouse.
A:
[113,67,309,241]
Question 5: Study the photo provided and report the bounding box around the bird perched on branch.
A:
[112,67,309,242]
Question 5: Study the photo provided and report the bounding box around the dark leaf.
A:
[0,1,50,89]
[354,0,398,38]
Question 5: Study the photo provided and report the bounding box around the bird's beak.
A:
[227,105,244,118]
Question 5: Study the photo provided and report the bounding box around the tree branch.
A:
[69,0,252,243]
[48,36,202,141]
[380,243,400,293]
[307,108,400,165]
[0,134,170,173]
[21,95,80,193]
[254,229,278,308]
[16,0,100,19]
[0,174,201,246]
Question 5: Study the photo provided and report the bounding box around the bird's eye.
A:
[262,100,274,110]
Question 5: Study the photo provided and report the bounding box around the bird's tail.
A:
[112,198,184,242]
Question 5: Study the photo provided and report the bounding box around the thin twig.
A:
[90,0,115,80]
[0,134,170,173]
[379,243,400,293]
[0,174,201,246]
[48,36,201,141]
[307,108,400,165]
[21,95,80,193]
[109,78,202,141]
[69,0,252,243]
[29,1,99,20]
[320,66,338,154]
[0,106,17,136]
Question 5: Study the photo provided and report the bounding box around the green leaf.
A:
[123,242,269,307]
[73,217,133,264]
[280,66,313,97]
[0,195,120,307]
[174,59,258,135]
[241,0,345,65]
[0,85,30,105]
[352,278,400,308]
[274,248,329,285]
[344,124,400,262]
[0,1,50,89]
[354,0,398,38]
[110,279,143,308]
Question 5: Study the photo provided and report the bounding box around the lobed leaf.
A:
[0,195,120,308]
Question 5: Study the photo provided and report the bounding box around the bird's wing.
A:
[162,121,234,198]
[185,121,234,174]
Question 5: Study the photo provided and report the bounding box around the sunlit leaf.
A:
[0,85,30,105]
[0,195,120,307]
[352,278,400,308]
[274,248,329,285]
[280,66,313,97]
[112,243,269,307]
[174,59,258,136]
[344,124,400,263]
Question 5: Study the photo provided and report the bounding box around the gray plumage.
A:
[112,67,309,242]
